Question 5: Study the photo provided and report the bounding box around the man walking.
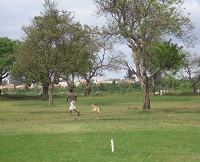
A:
[67,89,80,116]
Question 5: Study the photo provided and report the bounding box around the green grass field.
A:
[0,94,200,162]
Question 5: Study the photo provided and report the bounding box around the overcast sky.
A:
[1,0,200,79]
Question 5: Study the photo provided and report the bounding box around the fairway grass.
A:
[0,94,200,162]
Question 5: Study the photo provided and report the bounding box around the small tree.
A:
[183,52,200,94]
[78,27,123,95]
[146,40,185,95]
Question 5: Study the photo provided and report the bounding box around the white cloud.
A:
[184,0,200,54]
[0,0,43,39]
[185,1,200,32]
[0,0,98,39]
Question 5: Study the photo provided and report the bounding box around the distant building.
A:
[124,79,135,84]
[92,77,103,84]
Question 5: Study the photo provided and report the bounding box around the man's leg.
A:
[69,110,72,116]
[69,101,74,116]
[71,101,80,116]
[73,109,80,116]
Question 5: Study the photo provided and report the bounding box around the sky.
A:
[1,0,200,79]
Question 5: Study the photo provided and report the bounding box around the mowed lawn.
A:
[0,94,200,162]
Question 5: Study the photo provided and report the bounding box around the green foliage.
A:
[0,37,18,81]
[161,75,178,89]
[17,1,79,85]
[125,84,134,94]
[98,83,105,91]
[179,82,191,90]
[147,39,185,72]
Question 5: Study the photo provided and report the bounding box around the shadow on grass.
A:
[28,111,65,114]
[0,94,42,100]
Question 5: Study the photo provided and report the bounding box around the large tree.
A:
[14,0,91,105]
[94,0,195,109]
[0,37,18,94]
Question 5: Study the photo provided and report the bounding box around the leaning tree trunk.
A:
[49,82,54,106]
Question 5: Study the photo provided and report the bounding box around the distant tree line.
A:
[1,76,200,97]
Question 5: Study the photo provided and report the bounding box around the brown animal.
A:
[91,103,101,113]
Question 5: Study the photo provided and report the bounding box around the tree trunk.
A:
[127,45,151,109]
[49,83,54,106]
[142,79,150,109]
[191,82,197,94]
[42,86,49,100]
[85,81,92,95]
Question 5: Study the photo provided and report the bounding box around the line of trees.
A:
[0,0,199,109]
[1,75,199,96]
